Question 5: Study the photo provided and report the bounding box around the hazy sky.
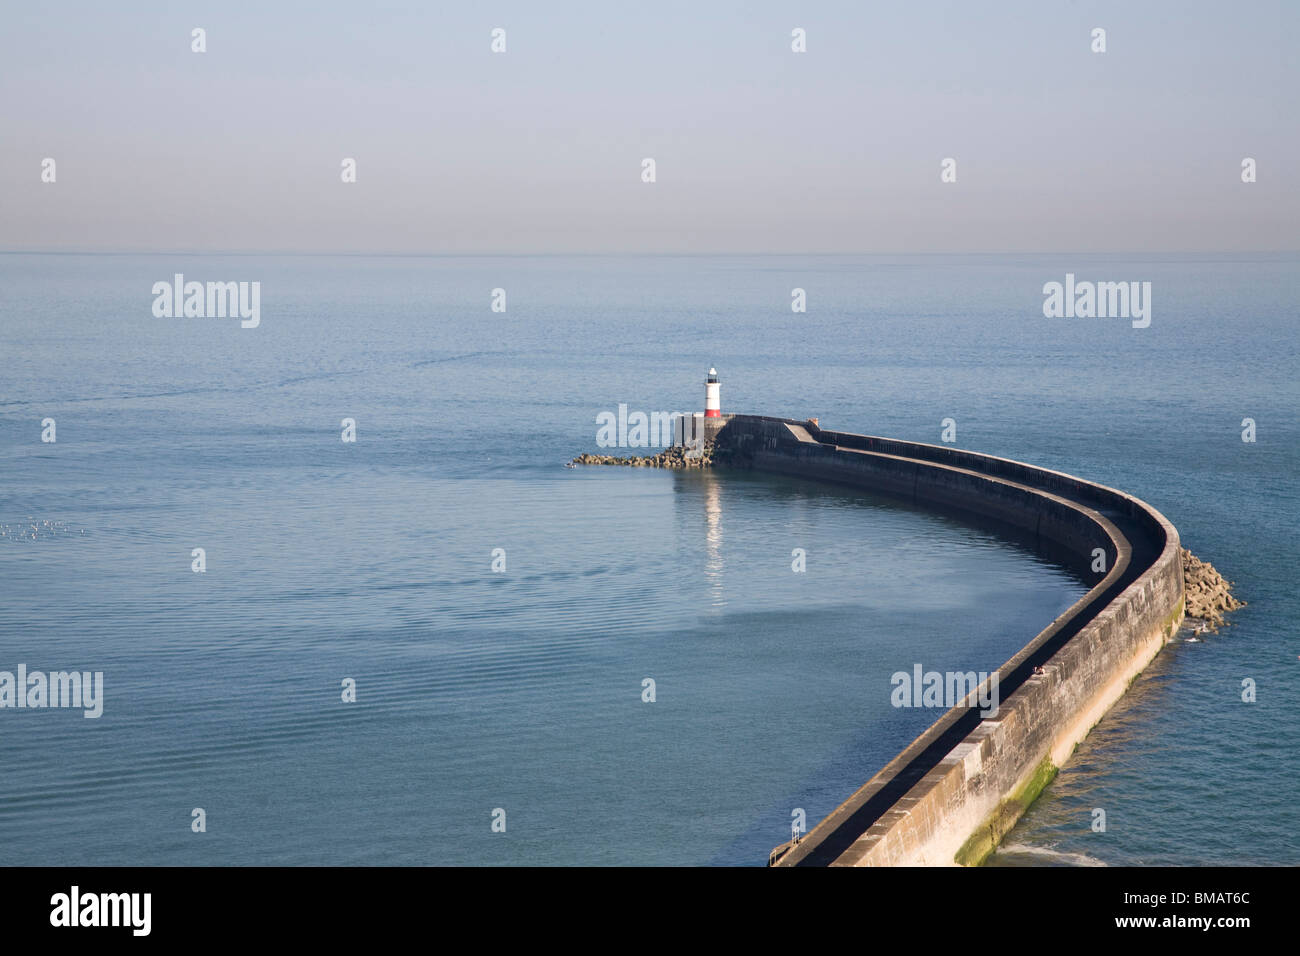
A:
[2,1,1295,254]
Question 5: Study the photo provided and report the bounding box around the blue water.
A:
[0,252,1296,865]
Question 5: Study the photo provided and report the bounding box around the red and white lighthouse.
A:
[704,367,721,418]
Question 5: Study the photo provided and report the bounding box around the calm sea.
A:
[0,252,1295,865]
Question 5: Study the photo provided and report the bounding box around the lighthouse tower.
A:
[705,367,721,418]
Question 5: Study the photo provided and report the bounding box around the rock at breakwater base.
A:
[567,442,715,470]
[1181,548,1245,633]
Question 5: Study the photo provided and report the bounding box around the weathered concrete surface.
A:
[714,417,1184,867]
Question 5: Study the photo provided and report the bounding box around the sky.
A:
[1,1,1295,254]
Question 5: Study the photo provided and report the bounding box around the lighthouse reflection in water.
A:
[702,473,725,608]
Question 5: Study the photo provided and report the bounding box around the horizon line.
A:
[3,248,1298,259]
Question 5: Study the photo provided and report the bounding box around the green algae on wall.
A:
[954,756,1059,867]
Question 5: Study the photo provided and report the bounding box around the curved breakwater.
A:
[709,416,1185,867]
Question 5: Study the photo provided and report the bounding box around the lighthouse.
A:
[705,367,721,418]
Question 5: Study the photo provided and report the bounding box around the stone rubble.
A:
[568,442,715,469]
[1181,547,1245,633]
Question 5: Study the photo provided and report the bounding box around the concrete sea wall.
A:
[712,416,1184,867]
